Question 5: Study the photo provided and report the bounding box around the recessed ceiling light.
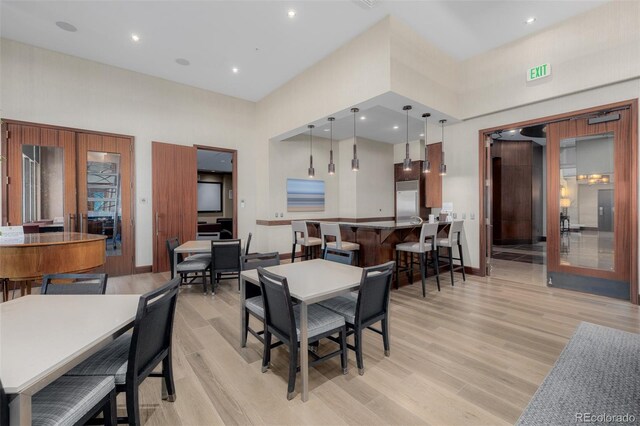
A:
[131,33,140,42]
[324,128,330,132]
[526,17,536,24]
[393,125,399,130]
[419,133,425,137]
[56,21,77,32]
[360,116,366,120]
[175,58,190,66]
[232,67,239,74]
[288,9,296,18]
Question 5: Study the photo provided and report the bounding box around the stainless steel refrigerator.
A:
[396,180,420,222]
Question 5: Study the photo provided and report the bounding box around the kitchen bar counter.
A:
[306,220,450,287]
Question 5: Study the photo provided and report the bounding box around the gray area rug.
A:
[517,322,639,425]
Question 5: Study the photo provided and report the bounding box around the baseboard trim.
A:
[135,265,153,274]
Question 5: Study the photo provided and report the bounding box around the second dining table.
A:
[239,259,363,402]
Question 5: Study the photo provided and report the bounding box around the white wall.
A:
[354,138,394,218]
[0,39,257,267]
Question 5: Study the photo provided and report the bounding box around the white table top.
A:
[175,239,243,253]
[241,259,363,303]
[0,295,140,394]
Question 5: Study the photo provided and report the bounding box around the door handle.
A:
[155,212,159,237]
[599,207,604,216]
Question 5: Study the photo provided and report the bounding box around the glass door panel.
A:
[86,151,122,256]
[558,132,615,271]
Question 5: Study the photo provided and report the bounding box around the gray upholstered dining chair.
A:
[240,252,281,345]
[319,261,395,375]
[395,222,440,296]
[211,239,242,292]
[291,221,322,262]
[320,223,359,265]
[65,277,180,426]
[1,376,117,426]
[437,220,466,285]
[41,273,108,295]
[166,237,211,293]
[258,267,348,400]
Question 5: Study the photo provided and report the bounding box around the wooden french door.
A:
[3,122,77,229]
[546,108,633,299]
[1,120,135,277]
[77,133,135,276]
[152,142,197,272]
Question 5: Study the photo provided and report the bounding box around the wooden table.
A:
[1,294,140,425]
[240,259,363,402]
[0,232,107,300]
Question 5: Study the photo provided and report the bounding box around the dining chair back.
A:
[166,237,181,277]
[324,248,353,265]
[42,273,108,295]
[356,261,395,326]
[291,221,310,246]
[0,379,8,426]
[245,232,252,256]
[418,222,439,252]
[445,220,464,246]
[320,223,343,249]
[211,239,242,290]
[257,268,295,341]
[240,252,280,298]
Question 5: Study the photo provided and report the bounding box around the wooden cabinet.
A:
[425,142,442,208]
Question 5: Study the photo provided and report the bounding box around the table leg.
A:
[240,276,247,348]
[300,302,309,402]
[9,393,32,426]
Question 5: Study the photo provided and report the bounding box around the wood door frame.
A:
[0,119,136,274]
[478,99,638,304]
[193,145,238,238]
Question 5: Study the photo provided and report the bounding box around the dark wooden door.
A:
[77,133,135,276]
[152,142,197,272]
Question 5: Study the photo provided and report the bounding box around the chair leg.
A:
[287,343,298,400]
[458,243,466,281]
[405,253,412,284]
[410,253,415,285]
[432,249,441,291]
[262,330,271,373]
[355,328,365,375]
[162,352,177,402]
[382,318,390,356]
[125,383,141,426]
[419,252,426,297]
[243,309,250,344]
[448,247,454,286]
[340,328,348,375]
[104,390,117,426]
[394,250,400,289]
[202,271,207,294]
[291,244,296,263]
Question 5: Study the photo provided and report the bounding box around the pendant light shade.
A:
[422,112,431,173]
[351,107,359,171]
[402,105,412,171]
[327,117,336,175]
[307,124,315,178]
[439,119,447,176]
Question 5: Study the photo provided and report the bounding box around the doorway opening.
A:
[195,147,237,240]
[479,100,638,304]
[489,129,547,286]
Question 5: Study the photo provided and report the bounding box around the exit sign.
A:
[527,63,551,82]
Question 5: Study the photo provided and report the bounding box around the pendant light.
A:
[307,124,315,178]
[422,112,431,173]
[327,117,336,175]
[351,107,359,171]
[402,105,412,171]
[439,119,447,176]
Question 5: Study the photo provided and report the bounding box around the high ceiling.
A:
[1,1,608,102]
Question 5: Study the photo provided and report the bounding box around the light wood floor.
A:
[104,269,640,426]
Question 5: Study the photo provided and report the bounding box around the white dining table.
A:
[0,294,140,426]
[240,259,363,402]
